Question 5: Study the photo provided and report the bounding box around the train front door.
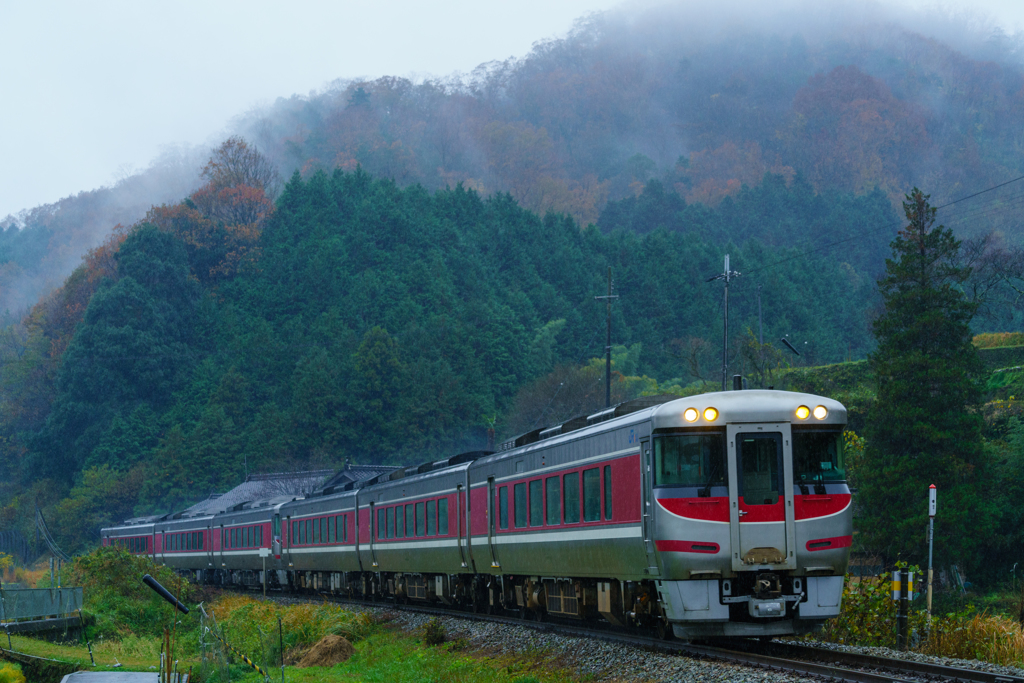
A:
[727,424,796,571]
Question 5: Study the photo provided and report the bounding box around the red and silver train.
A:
[103,389,851,639]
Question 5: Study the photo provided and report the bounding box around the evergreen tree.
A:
[859,188,996,572]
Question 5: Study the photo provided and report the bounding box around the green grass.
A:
[222,629,579,683]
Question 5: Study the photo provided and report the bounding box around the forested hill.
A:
[0,162,890,551]
[4,3,1024,325]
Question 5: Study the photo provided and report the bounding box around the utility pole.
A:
[757,284,764,388]
[707,255,741,391]
[595,267,619,408]
[757,284,763,346]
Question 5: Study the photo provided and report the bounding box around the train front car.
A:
[650,390,850,639]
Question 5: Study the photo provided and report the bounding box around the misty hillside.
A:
[4,3,1024,324]
[234,4,1024,234]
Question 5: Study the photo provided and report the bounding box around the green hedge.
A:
[978,345,1024,371]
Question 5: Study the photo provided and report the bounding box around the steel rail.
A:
[760,641,1024,683]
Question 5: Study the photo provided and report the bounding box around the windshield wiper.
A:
[700,459,722,498]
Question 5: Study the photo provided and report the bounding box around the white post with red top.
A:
[927,484,937,618]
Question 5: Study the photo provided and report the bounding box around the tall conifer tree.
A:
[860,189,995,571]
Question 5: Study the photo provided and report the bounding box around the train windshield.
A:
[792,429,846,485]
[653,432,727,488]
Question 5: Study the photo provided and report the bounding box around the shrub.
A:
[0,663,25,683]
[67,546,203,639]
[424,618,446,646]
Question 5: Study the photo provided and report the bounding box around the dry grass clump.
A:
[923,612,1024,666]
[207,594,375,672]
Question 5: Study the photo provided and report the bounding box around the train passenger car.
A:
[102,386,850,640]
[102,519,156,557]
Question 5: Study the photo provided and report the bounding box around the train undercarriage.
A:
[178,566,830,640]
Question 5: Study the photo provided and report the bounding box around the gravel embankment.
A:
[266,596,808,682]
[382,608,808,683]
[266,595,1024,681]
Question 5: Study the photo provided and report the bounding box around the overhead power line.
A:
[744,173,1024,277]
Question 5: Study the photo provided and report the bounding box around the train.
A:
[102,387,851,639]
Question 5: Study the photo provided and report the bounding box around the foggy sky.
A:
[2,0,1023,221]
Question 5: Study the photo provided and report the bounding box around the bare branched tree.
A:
[956,233,1024,322]
[201,136,281,197]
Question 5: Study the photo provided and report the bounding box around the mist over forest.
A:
[4,1,1024,553]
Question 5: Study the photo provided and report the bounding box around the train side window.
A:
[545,476,560,526]
[416,502,425,537]
[397,505,405,537]
[529,479,543,527]
[257,527,262,547]
[427,500,436,536]
[604,465,613,520]
[343,514,348,543]
[290,522,296,546]
[199,532,204,550]
[313,518,321,544]
[377,508,385,540]
[583,468,601,522]
[387,507,395,539]
[514,483,527,528]
[329,516,336,543]
[298,522,304,545]
[564,472,581,524]
[306,519,312,545]
[499,487,509,530]
[406,505,414,539]
[439,498,449,535]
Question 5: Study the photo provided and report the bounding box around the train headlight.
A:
[703,407,718,421]
[684,408,699,422]
[813,405,828,420]
[795,405,810,420]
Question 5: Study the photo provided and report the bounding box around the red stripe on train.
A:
[656,497,730,522]
[795,494,852,520]
[655,540,721,554]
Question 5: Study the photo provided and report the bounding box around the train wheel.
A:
[655,620,673,641]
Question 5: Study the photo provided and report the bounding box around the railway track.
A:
[262,590,1024,683]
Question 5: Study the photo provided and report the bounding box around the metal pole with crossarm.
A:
[594,267,619,408]
[707,255,741,391]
